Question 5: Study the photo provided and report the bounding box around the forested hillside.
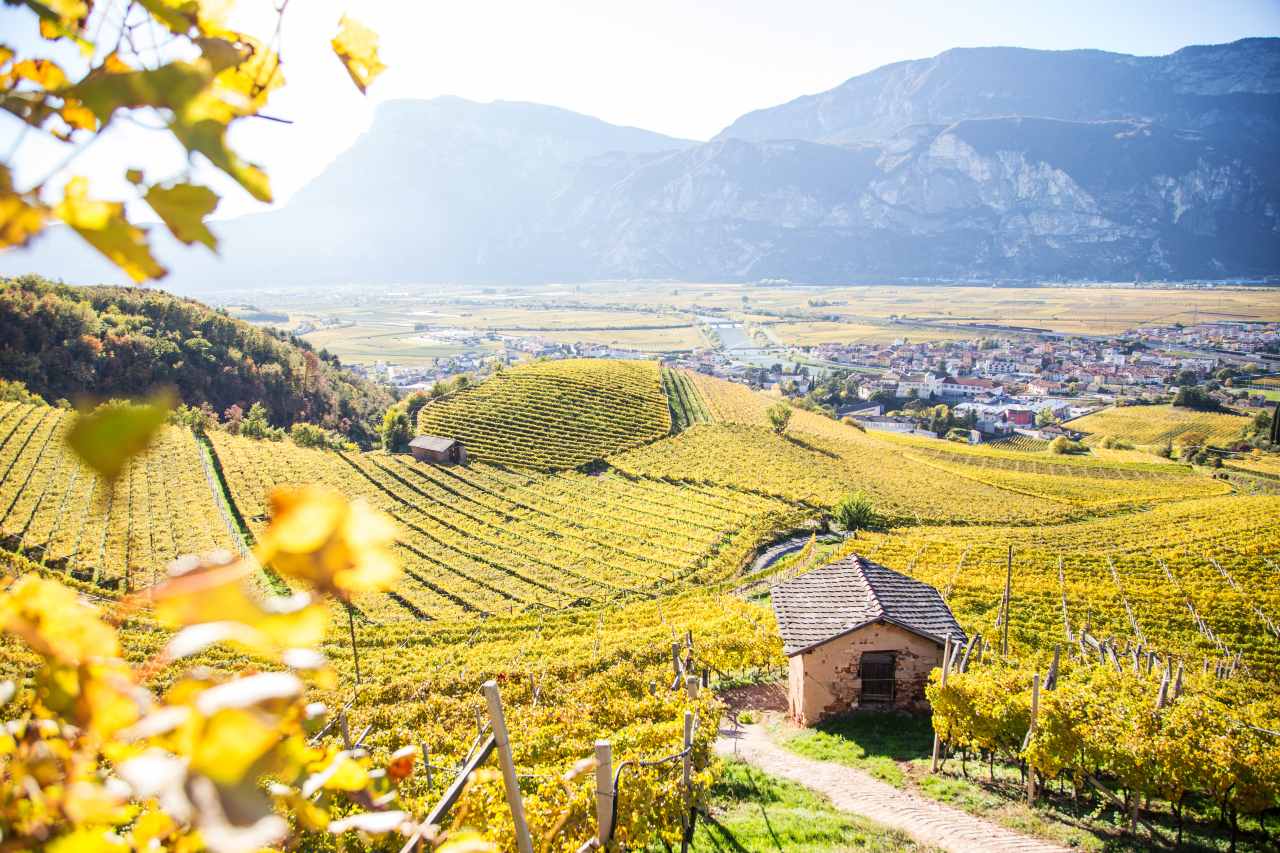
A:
[0,276,393,445]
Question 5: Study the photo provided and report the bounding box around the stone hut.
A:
[409,435,466,465]
[771,555,965,724]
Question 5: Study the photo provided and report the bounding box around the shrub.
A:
[767,402,792,435]
[0,378,42,405]
[1049,436,1087,455]
[832,491,878,535]
[290,422,353,451]
[381,408,412,452]
[841,416,865,432]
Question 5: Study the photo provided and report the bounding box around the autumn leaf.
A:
[66,391,175,481]
[170,116,272,202]
[0,576,120,665]
[331,15,385,94]
[54,176,167,281]
[0,165,49,248]
[12,57,69,88]
[146,182,218,250]
[256,486,400,600]
[68,60,211,125]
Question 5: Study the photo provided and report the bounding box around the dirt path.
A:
[716,722,1070,853]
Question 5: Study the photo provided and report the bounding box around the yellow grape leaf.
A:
[436,832,499,853]
[331,15,385,94]
[24,0,90,27]
[47,828,128,853]
[128,808,178,848]
[136,0,200,35]
[0,576,120,664]
[256,486,400,600]
[69,60,210,124]
[0,166,49,248]
[145,182,218,250]
[191,707,282,785]
[63,780,137,826]
[65,391,175,480]
[60,99,97,130]
[170,116,272,202]
[55,176,166,282]
[12,57,68,88]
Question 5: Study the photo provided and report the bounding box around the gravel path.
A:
[716,722,1070,853]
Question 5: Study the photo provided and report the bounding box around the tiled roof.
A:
[410,435,458,452]
[771,555,966,656]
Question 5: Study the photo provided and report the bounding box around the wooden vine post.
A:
[482,680,534,853]
[346,602,362,685]
[595,740,613,848]
[930,634,951,772]
[681,710,696,853]
[1001,545,1013,657]
[1026,672,1040,804]
[685,674,699,700]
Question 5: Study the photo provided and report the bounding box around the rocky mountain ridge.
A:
[3,38,1277,288]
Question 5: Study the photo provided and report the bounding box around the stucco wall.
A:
[787,621,944,725]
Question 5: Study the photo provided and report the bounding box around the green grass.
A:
[774,712,1274,851]
[686,760,926,852]
[778,712,933,788]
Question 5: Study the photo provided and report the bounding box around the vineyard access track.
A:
[716,722,1070,853]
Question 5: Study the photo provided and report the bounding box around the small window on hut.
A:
[860,651,896,703]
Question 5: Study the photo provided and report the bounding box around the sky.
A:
[3,0,1279,219]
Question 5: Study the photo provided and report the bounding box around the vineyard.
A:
[1,367,1279,851]
[209,431,804,621]
[1069,403,1250,447]
[415,359,671,469]
[661,367,713,432]
[0,402,232,587]
[847,494,1280,677]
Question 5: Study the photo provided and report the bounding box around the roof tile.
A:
[770,555,966,655]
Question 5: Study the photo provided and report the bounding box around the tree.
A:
[239,402,281,440]
[833,491,877,536]
[381,408,411,453]
[0,4,385,283]
[402,391,431,425]
[1049,436,1086,455]
[767,402,792,435]
[1173,385,1223,412]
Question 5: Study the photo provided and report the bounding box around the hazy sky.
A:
[3,0,1278,218]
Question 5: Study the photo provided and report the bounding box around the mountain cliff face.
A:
[716,39,1280,144]
[3,39,1277,288]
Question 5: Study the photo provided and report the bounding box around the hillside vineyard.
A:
[1,359,1278,849]
[2,362,1273,668]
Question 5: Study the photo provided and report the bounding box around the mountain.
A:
[716,38,1280,144]
[3,40,1278,287]
[0,276,394,444]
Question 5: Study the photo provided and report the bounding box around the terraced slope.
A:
[661,367,712,432]
[851,494,1280,678]
[1069,403,1249,447]
[210,431,803,623]
[0,402,231,588]
[416,359,670,469]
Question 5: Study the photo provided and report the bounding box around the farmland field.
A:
[236,282,1280,363]
[1068,403,1250,447]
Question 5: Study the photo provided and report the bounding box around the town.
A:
[349,316,1277,447]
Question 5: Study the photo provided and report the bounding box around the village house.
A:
[771,556,966,725]
[409,435,467,465]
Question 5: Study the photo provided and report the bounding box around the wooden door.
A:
[860,651,896,704]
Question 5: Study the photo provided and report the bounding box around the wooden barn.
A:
[771,555,965,724]
[409,435,467,465]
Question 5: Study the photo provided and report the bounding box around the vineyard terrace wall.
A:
[787,622,943,724]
